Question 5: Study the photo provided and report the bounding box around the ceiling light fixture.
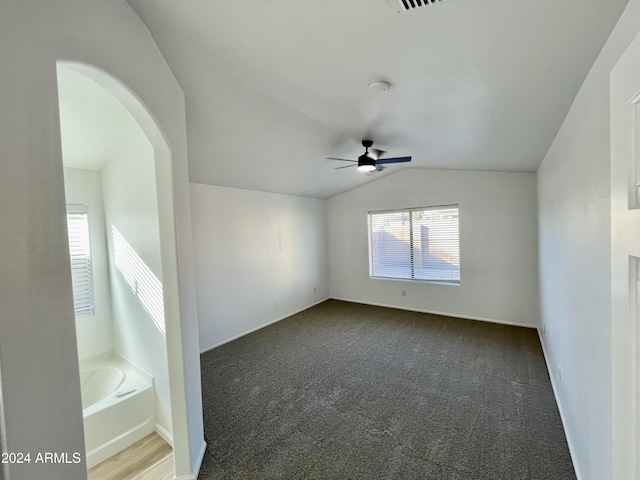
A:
[357,162,376,173]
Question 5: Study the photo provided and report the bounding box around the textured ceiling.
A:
[128,0,628,198]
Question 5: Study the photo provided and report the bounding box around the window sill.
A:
[369,276,460,286]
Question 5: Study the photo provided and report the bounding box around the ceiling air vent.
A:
[386,0,447,13]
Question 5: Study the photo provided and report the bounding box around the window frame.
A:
[367,204,461,285]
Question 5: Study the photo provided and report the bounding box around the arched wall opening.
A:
[56,61,196,478]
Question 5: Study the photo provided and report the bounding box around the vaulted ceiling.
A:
[128,0,628,199]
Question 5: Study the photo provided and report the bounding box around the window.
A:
[368,205,460,283]
[66,204,94,318]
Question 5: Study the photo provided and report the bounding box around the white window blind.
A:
[369,205,460,283]
[66,205,94,318]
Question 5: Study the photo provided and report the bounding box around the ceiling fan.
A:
[327,140,412,173]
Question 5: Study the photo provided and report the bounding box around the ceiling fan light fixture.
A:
[358,164,377,173]
[327,139,411,173]
[358,153,376,172]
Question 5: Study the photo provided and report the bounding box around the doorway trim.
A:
[56,61,198,479]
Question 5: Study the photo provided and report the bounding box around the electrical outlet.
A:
[313,287,317,294]
[275,300,279,308]
[402,290,407,297]
[557,367,562,380]
[542,323,546,335]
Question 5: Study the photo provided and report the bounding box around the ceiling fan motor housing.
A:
[358,153,376,169]
[358,140,377,171]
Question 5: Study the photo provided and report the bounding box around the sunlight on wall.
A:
[112,226,165,335]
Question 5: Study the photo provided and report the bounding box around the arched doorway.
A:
[56,61,194,478]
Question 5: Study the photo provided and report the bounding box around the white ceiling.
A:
[127,0,628,199]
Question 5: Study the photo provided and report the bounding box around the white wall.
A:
[190,183,329,351]
[610,29,640,480]
[0,1,203,478]
[537,1,640,478]
[63,167,113,360]
[328,168,539,328]
[101,117,172,437]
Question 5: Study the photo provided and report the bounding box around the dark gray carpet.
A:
[198,300,575,480]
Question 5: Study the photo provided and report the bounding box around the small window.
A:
[368,205,460,283]
[66,205,94,318]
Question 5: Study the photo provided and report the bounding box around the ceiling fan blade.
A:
[375,165,386,172]
[326,157,357,163]
[334,164,357,170]
[371,149,386,160]
[376,156,411,165]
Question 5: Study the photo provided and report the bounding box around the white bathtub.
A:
[80,357,155,469]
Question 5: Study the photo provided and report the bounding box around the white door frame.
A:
[611,30,640,480]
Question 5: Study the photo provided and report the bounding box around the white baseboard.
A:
[193,440,207,479]
[200,297,330,354]
[155,422,173,447]
[330,296,538,329]
[537,329,582,480]
[174,440,207,480]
